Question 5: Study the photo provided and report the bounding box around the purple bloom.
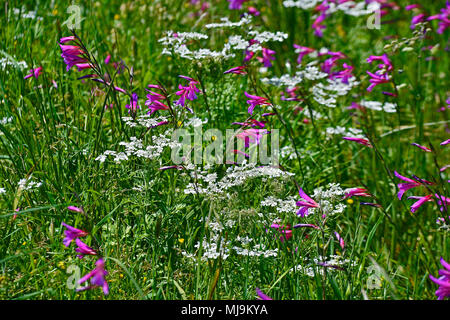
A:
[429,257,450,300]
[394,171,434,200]
[343,188,371,199]
[342,137,373,148]
[257,48,276,68]
[366,54,393,92]
[411,13,427,29]
[269,224,292,242]
[296,188,320,217]
[75,238,97,259]
[244,92,271,115]
[441,139,450,146]
[255,288,272,300]
[174,75,200,113]
[334,231,345,250]
[411,143,432,152]
[125,93,140,113]
[427,2,450,34]
[77,258,109,295]
[312,14,327,37]
[236,129,269,148]
[104,54,111,65]
[408,194,434,213]
[67,206,84,213]
[59,43,89,72]
[228,0,247,10]
[293,45,315,64]
[224,66,247,75]
[293,223,319,230]
[24,67,43,80]
[61,222,88,247]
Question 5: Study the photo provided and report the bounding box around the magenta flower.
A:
[342,137,373,148]
[429,257,450,300]
[248,6,260,16]
[293,223,319,230]
[257,48,276,68]
[269,224,292,242]
[330,63,355,84]
[77,258,109,295]
[104,54,111,65]
[296,188,320,217]
[411,13,427,29]
[394,171,434,200]
[428,2,450,34]
[343,188,371,199]
[24,67,43,80]
[67,206,84,214]
[366,53,393,92]
[232,119,266,128]
[411,143,432,152]
[75,239,97,259]
[61,222,88,247]
[125,93,140,113]
[255,288,272,300]
[59,43,89,72]
[334,231,345,250]
[408,194,434,213]
[224,66,247,75]
[236,129,269,148]
[244,92,271,115]
[174,75,200,113]
[228,0,247,10]
[312,14,327,37]
[441,139,450,146]
[293,45,315,64]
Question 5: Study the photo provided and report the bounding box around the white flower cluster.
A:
[233,243,278,258]
[436,217,450,231]
[359,100,397,113]
[183,162,294,197]
[13,7,43,20]
[290,255,355,276]
[261,195,298,215]
[184,116,208,128]
[284,0,379,17]
[18,177,42,190]
[96,135,181,163]
[312,77,359,108]
[205,14,252,29]
[309,183,347,216]
[0,57,28,72]
[122,115,169,128]
[0,116,13,125]
[0,187,6,195]
[261,73,304,88]
[326,126,365,139]
[280,145,298,160]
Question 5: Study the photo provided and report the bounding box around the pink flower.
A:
[228,0,247,10]
[411,143,432,152]
[296,188,320,217]
[429,257,450,300]
[441,139,450,146]
[394,171,434,200]
[342,137,373,148]
[270,224,292,242]
[244,92,271,115]
[61,222,88,247]
[67,206,84,213]
[77,258,109,295]
[343,188,371,199]
[257,48,276,68]
[236,128,269,148]
[334,231,345,250]
[125,93,140,114]
[256,288,272,300]
[408,195,434,213]
[293,45,315,64]
[223,66,247,75]
[75,239,97,259]
[24,67,43,80]
[174,75,201,113]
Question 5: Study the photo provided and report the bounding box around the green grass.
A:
[0,0,448,300]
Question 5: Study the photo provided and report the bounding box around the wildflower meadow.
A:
[0,0,449,302]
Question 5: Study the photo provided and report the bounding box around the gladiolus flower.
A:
[224,66,247,75]
[441,139,450,146]
[343,188,371,199]
[411,143,432,152]
[256,288,272,300]
[293,45,315,64]
[334,231,345,250]
[125,93,140,113]
[296,188,320,217]
[75,239,97,259]
[394,171,434,200]
[342,137,373,148]
[61,222,88,247]
[244,92,271,115]
[77,258,109,295]
[24,67,42,80]
[236,129,269,148]
[293,223,320,230]
[429,257,450,300]
[427,2,450,34]
[228,0,247,10]
[174,75,200,113]
[67,206,84,214]
[59,43,89,72]
[257,48,276,68]
[270,224,292,242]
[408,195,434,213]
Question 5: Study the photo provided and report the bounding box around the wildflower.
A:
[23,67,42,80]
[427,2,450,34]
[343,188,371,199]
[223,66,247,75]
[75,239,97,259]
[330,63,354,84]
[411,143,432,152]
[236,128,269,148]
[228,0,247,10]
[257,48,276,68]
[366,54,393,92]
[270,224,292,242]
[429,257,450,300]
[104,54,111,65]
[248,6,260,16]
[61,222,88,247]
[293,44,314,64]
[244,92,271,115]
[255,288,272,300]
[77,258,109,295]
[174,75,201,113]
[312,14,327,37]
[334,231,345,250]
[232,118,265,128]
[59,43,90,72]
[296,188,320,217]
[394,171,434,200]
[293,223,320,230]
[125,93,140,114]
[342,137,373,148]
[411,13,427,29]
[67,206,84,214]
[408,195,434,213]
[360,202,382,208]
[441,139,450,146]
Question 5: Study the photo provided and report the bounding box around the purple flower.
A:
[174,75,200,113]
[411,13,427,29]
[67,206,84,214]
[77,258,109,295]
[342,137,373,148]
[257,48,276,68]
[427,2,450,34]
[296,188,320,217]
[441,139,450,146]
[61,222,88,247]
[394,171,434,200]
[235,129,269,148]
[228,0,247,10]
[411,143,432,152]
[24,67,43,80]
[408,195,434,213]
[244,92,271,115]
[269,224,292,242]
[224,66,247,75]
[293,45,315,64]
[343,188,371,199]
[312,14,327,37]
[334,231,345,250]
[125,93,140,113]
[75,238,97,259]
[429,257,450,300]
[366,54,393,92]
[255,288,272,300]
[293,223,319,230]
[59,43,89,72]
